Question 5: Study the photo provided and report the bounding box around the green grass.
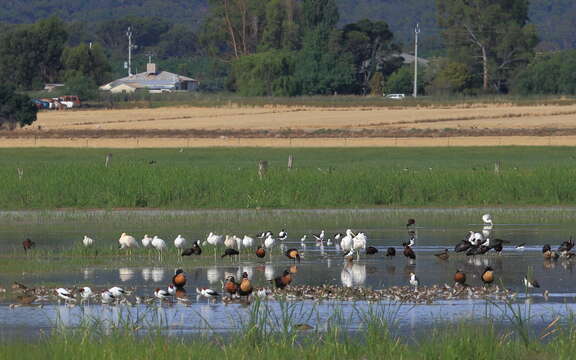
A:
[3,147,576,209]
[2,306,576,360]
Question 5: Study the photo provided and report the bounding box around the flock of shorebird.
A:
[16,213,575,307]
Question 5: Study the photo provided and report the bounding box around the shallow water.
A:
[1,208,576,339]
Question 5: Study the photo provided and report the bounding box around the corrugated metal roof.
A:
[101,69,198,90]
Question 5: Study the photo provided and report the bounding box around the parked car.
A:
[58,95,81,108]
[384,93,406,100]
[32,99,50,109]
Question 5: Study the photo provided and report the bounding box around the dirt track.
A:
[4,103,576,147]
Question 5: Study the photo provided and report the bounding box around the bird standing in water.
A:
[409,273,419,290]
[273,270,293,289]
[172,269,186,288]
[238,272,253,298]
[481,267,495,285]
[454,270,467,286]
[285,248,301,263]
[255,246,266,258]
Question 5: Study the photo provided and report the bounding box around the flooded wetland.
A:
[2,208,576,342]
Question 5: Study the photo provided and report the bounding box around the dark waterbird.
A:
[22,238,35,253]
[285,248,301,263]
[181,241,202,256]
[454,269,467,286]
[172,269,186,288]
[386,247,396,257]
[224,276,239,296]
[454,240,471,253]
[273,269,293,289]
[366,246,378,255]
[558,237,574,253]
[255,246,266,258]
[238,272,253,297]
[403,245,415,260]
[221,248,240,258]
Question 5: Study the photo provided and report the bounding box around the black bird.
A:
[542,244,551,253]
[181,241,202,256]
[558,238,574,253]
[366,246,378,255]
[403,245,416,260]
[221,248,240,258]
[477,245,491,255]
[454,240,471,253]
[491,242,503,254]
[406,218,416,227]
[22,238,35,253]
[386,247,396,257]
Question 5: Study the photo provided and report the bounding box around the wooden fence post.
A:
[105,153,113,168]
[258,160,268,179]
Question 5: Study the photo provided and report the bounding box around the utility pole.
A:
[126,26,133,76]
[413,23,420,98]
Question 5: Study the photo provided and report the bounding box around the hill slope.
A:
[0,0,573,50]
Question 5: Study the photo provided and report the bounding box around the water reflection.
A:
[151,268,165,282]
[207,268,220,284]
[264,264,275,280]
[341,263,366,287]
[142,268,151,281]
[83,268,95,280]
[118,268,135,282]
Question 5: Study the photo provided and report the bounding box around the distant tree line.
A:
[0,0,574,98]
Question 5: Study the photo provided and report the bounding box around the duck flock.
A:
[12,213,574,307]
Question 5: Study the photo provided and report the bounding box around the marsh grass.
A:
[3,299,576,359]
[3,147,576,209]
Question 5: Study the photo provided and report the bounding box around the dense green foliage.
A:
[0,1,573,96]
[437,0,538,92]
[2,0,575,52]
[0,86,37,129]
[1,147,576,209]
[513,50,576,95]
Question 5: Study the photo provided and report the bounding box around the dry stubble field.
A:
[4,103,576,147]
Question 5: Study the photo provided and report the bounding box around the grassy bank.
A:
[2,312,575,359]
[2,147,576,209]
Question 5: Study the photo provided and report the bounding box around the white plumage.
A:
[108,286,127,298]
[82,235,94,248]
[80,287,92,299]
[482,213,493,225]
[264,234,276,249]
[207,232,223,246]
[151,236,167,251]
[224,235,237,249]
[340,229,354,251]
[141,234,152,248]
[242,235,254,248]
[101,290,115,304]
[174,234,187,249]
[409,273,419,288]
[56,288,75,302]
[118,233,139,249]
[154,288,171,300]
[353,232,367,251]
